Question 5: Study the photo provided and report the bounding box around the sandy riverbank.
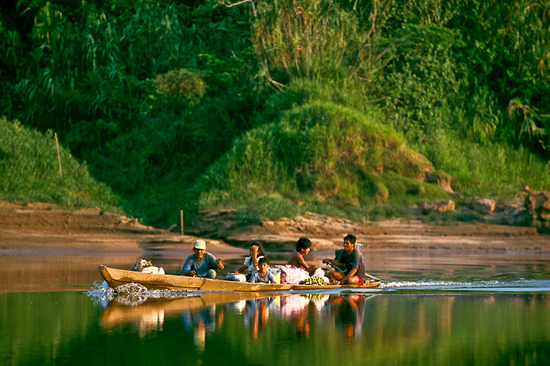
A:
[2,200,550,256]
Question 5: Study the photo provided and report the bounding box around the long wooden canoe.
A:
[98,265,382,292]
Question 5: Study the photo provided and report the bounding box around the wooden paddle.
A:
[364,272,383,282]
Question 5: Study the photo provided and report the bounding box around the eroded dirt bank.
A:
[1,201,550,255]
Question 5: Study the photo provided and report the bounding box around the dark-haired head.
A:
[344,234,356,244]
[249,241,268,258]
[296,237,312,251]
[258,257,269,265]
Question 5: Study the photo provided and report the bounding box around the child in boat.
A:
[248,257,276,284]
[322,234,366,285]
[235,241,268,281]
[287,237,319,276]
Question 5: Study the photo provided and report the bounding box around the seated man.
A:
[180,240,224,279]
[322,234,366,285]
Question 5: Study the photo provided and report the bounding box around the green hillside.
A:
[0,117,119,211]
[1,0,549,227]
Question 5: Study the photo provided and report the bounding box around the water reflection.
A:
[2,289,550,366]
[183,304,224,352]
[330,294,366,341]
[96,287,550,360]
[281,295,313,338]
[99,291,284,341]
[99,290,381,345]
[243,297,271,339]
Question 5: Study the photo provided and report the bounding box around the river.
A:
[1,248,549,365]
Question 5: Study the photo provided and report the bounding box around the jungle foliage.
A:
[1,0,549,227]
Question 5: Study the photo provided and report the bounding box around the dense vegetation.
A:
[1,0,549,227]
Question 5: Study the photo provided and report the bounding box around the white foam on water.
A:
[85,279,550,303]
[379,279,550,292]
[85,280,116,306]
[85,282,208,305]
[380,280,494,289]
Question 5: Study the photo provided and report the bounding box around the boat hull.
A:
[98,265,381,292]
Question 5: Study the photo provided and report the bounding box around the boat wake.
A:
[380,280,497,289]
[378,279,550,292]
[86,280,204,305]
[86,281,116,306]
[85,279,550,304]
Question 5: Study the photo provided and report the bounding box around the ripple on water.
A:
[379,279,550,293]
[84,279,550,304]
[85,281,201,305]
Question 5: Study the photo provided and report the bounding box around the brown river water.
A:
[1,248,550,366]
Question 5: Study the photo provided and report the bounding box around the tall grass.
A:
[0,117,120,211]
[253,0,386,84]
[4,1,208,145]
[419,128,550,200]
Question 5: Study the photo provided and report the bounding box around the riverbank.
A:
[2,200,550,255]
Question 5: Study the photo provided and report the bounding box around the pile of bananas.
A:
[299,276,327,286]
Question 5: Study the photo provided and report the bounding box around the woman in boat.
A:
[322,234,366,285]
[235,241,268,281]
[287,237,319,276]
[180,240,224,279]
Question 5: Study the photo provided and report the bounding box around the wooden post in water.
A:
[181,210,184,236]
[55,133,62,177]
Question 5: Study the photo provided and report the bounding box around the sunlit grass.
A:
[419,129,550,200]
[0,117,121,212]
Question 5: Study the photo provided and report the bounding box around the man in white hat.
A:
[180,240,224,278]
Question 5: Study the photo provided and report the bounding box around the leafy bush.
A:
[153,68,206,107]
